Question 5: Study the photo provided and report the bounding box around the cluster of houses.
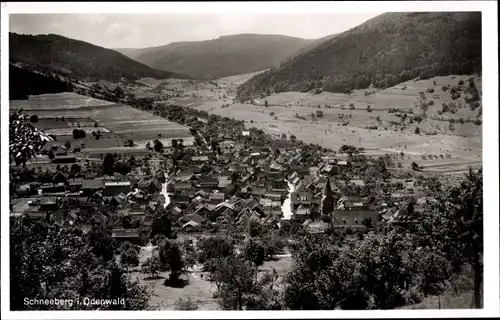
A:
[11,168,168,244]
[11,133,420,244]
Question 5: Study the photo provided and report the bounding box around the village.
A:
[10,105,424,249]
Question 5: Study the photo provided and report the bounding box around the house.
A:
[68,179,83,193]
[264,193,282,201]
[209,192,225,204]
[242,131,250,136]
[218,171,233,181]
[172,195,190,207]
[321,164,334,175]
[15,184,33,197]
[305,220,329,234]
[39,197,59,211]
[350,179,366,187]
[174,182,193,193]
[82,179,104,196]
[331,210,381,229]
[41,183,65,194]
[154,170,166,183]
[52,172,68,184]
[293,205,311,221]
[103,181,131,196]
[200,177,219,189]
[138,178,162,194]
[51,155,77,164]
[111,228,141,244]
[218,179,232,189]
[172,171,195,182]
[191,156,210,163]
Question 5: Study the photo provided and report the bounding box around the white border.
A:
[1,1,498,319]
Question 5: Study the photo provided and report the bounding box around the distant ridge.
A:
[9,32,190,81]
[116,34,314,80]
[236,12,482,101]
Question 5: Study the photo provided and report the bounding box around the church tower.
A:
[322,178,336,216]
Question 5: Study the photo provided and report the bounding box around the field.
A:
[180,73,482,174]
[10,92,193,157]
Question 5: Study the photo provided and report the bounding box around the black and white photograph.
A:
[1,1,498,318]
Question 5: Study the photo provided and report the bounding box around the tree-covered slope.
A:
[9,33,189,81]
[123,34,314,80]
[237,12,482,101]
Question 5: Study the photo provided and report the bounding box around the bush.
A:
[458,79,464,85]
[72,129,86,139]
[174,296,198,310]
[29,115,39,123]
[442,85,449,92]
[474,119,482,125]
[414,127,420,134]
[451,92,461,100]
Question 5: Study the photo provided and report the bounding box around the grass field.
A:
[9,92,115,110]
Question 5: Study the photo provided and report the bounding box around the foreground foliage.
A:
[10,221,151,310]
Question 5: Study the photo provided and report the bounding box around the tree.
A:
[209,255,277,310]
[120,247,140,271]
[153,139,164,153]
[244,239,266,267]
[113,86,125,98]
[10,221,150,310]
[29,115,39,123]
[70,163,81,176]
[103,153,115,176]
[414,127,420,134]
[127,139,134,147]
[141,255,162,279]
[159,239,184,283]
[197,236,234,267]
[411,162,420,171]
[87,226,116,262]
[417,168,483,308]
[48,150,55,160]
[283,231,417,310]
[171,139,178,149]
[64,141,71,150]
[72,129,86,139]
[264,100,269,107]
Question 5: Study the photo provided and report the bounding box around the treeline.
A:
[237,12,482,101]
[9,33,189,81]
[9,64,73,100]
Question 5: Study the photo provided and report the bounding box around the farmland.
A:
[182,73,482,175]
[10,92,193,158]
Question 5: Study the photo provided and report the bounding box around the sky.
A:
[9,13,381,49]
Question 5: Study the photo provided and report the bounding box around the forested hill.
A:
[236,12,482,101]
[118,34,314,80]
[9,64,73,100]
[9,33,190,81]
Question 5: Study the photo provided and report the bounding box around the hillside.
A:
[236,12,481,101]
[9,64,73,100]
[9,33,189,81]
[118,34,314,80]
